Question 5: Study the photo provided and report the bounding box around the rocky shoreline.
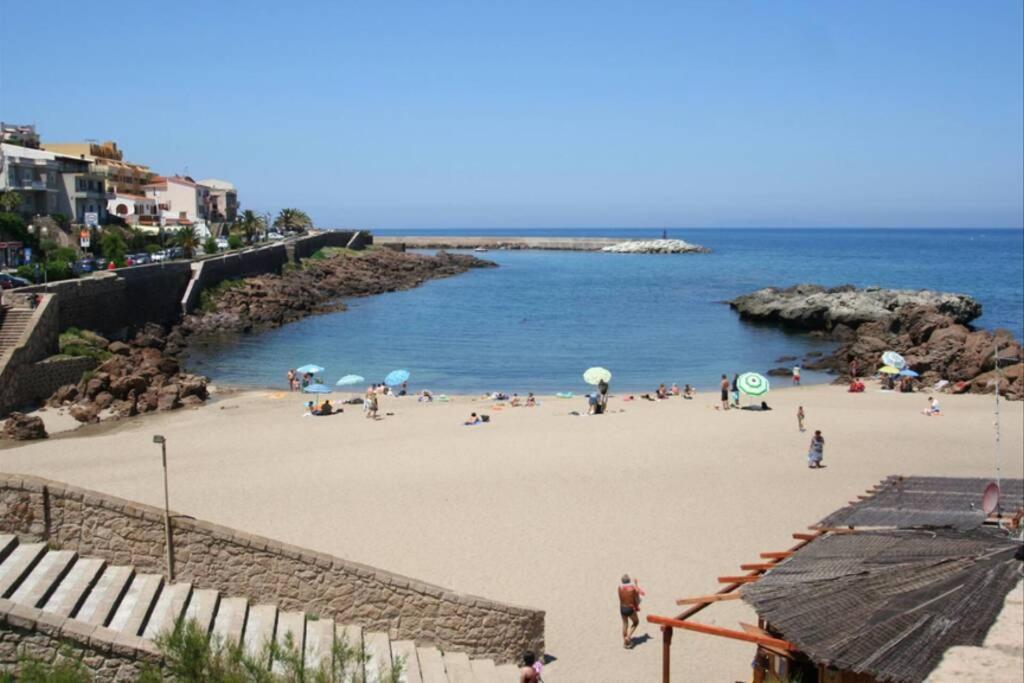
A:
[2,249,495,439]
[730,284,1023,399]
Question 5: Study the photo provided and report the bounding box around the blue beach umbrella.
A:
[385,369,410,386]
[296,364,325,375]
[302,382,332,409]
[899,369,920,378]
[336,374,365,386]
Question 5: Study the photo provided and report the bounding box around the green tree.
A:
[273,208,313,234]
[238,209,265,244]
[0,190,22,213]
[0,212,29,242]
[129,227,149,251]
[227,234,243,250]
[203,236,219,254]
[175,225,200,258]
[101,231,127,264]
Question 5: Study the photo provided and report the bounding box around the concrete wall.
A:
[0,474,545,664]
[290,229,356,261]
[0,295,60,417]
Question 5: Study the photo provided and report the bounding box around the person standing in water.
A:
[618,574,641,649]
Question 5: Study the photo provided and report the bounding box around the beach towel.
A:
[556,392,574,399]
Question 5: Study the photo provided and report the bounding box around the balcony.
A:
[13,180,55,191]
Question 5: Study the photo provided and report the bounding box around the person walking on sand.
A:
[720,375,730,410]
[792,365,801,386]
[797,406,805,432]
[808,430,825,468]
[618,574,641,649]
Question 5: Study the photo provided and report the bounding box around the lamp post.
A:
[152,434,175,580]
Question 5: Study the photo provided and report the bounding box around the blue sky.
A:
[1,1,1021,229]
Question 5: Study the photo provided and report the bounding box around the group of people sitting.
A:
[847,377,866,392]
[631,383,697,402]
[304,400,340,416]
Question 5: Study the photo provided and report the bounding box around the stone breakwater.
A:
[374,235,711,253]
[730,284,1023,399]
[179,248,495,337]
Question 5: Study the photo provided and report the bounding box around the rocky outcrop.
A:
[2,412,48,440]
[180,248,495,337]
[47,323,209,423]
[729,284,982,331]
[600,239,710,254]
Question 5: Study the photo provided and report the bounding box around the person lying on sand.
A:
[465,412,482,425]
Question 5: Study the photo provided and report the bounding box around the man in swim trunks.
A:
[720,375,730,410]
[618,574,641,648]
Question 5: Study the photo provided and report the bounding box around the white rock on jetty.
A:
[600,239,710,254]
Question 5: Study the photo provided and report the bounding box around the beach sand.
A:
[2,384,1021,682]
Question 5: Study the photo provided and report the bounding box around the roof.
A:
[819,476,1024,531]
[1,142,57,162]
[197,178,235,191]
[143,175,196,189]
[742,528,1022,682]
[740,476,1024,683]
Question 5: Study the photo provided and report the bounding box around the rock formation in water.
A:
[730,285,1023,399]
[179,248,495,337]
[600,239,710,254]
[729,284,982,330]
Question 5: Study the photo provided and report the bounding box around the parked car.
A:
[127,253,151,265]
[72,259,97,276]
[166,247,184,259]
[92,257,108,270]
[267,232,285,241]
[0,273,31,289]
[149,251,167,262]
[215,237,229,250]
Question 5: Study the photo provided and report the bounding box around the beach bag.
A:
[481,414,491,422]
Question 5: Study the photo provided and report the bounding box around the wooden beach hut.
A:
[647,476,1024,683]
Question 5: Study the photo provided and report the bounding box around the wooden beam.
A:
[760,551,793,559]
[740,563,776,571]
[646,614,795,651]
[676,593,742,606]
[791,533,819,541]
[718,575,759,584]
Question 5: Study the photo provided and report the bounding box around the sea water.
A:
[185,228,1024,394]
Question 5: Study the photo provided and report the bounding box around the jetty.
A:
[374,235,710,253]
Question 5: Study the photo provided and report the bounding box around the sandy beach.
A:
[2,384,1021,682]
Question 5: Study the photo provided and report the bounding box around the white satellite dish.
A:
[981,482,1000,516]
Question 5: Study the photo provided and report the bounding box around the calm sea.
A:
[185,228,1024,394]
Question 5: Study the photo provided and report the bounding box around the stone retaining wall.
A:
[18,356,97,408]
[0,296,60,417]
[181,243,288,314]
[0,598,157,681]
[291,230,357,261]
[0,474,545,664]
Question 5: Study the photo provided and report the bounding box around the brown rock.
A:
[83,373,110,399]
[49,383,80,406]
[156,384,181,411]
[139,389,159,413]
[110,375,148,399]
[93,392,115,410]
[107,341,131,356]
[2,413,47,440]
[69,403,100,423]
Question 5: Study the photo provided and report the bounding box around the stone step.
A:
[211,596,248,647]
[75,565,134,626]
[364,630,393,683]
[10,549,76,608]
[242,603,278,668]
[304,617,336,675]
[143,582,192,640]
[0,542,47,598]
[469,659,499,683]
[442,651,474,683]
[0,536,17,564]
[390,640,423,683]
[493,664,519,682]
[183,588,219,634]
[108,573,163,635]
[339,624,364,683]
[272,610,306,675]
[416,646,448,683]
[42,557,105,618]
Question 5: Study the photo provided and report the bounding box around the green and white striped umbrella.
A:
[583,367,612,385]
[737,372,770,396]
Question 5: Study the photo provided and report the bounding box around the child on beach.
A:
[922,396,942,416]
[808,430,824,468]
[792,366,801,385]
[797,406,805,432]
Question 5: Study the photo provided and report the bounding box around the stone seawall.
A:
[0,474,545,664]
[181,243,289,314]
[0,296,60,418]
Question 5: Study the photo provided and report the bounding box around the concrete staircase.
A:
[0,535,521,682]
[0,305,34,357]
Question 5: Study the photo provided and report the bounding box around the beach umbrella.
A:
[881,351,906,369]
[583,367,612,385]
[296,364,325,375]
[879,365,901,375]
[336,374,365,386]
[737,372,770,396]
[385,369,410,386]
[302,382,332,409]
[899,369,920,378]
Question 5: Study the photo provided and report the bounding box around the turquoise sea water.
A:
[185,228,1024,394]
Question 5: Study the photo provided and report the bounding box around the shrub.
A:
[204,237,219,255]
[146,244,161,254]
[199,279,244,313]
[49,247,78,264]
[0,655,92,683]
[228,234,243,250]
[44,259,74,281]
[101,231,126,263]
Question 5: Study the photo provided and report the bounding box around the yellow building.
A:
[40,140,152,195]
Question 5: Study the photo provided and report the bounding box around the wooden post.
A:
[662,625,673,683]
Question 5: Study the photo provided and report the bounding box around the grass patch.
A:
[199,278,246,313]
[58,330,111,362]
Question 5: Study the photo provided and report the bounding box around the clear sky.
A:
[1,1,1022,229]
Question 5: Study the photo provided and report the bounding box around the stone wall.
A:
[181,243,289,313]
[0,295,60,417]
[0,474,545,664]
[347,230,373,250]
[0,598,158,681]
[290,230,356,261]
[18,356,97,407]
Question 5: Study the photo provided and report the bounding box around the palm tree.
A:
[238,210,265,244]
[175,225,200,258]
[273,208,313,234]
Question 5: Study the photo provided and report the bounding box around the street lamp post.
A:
[152,434,175,580]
